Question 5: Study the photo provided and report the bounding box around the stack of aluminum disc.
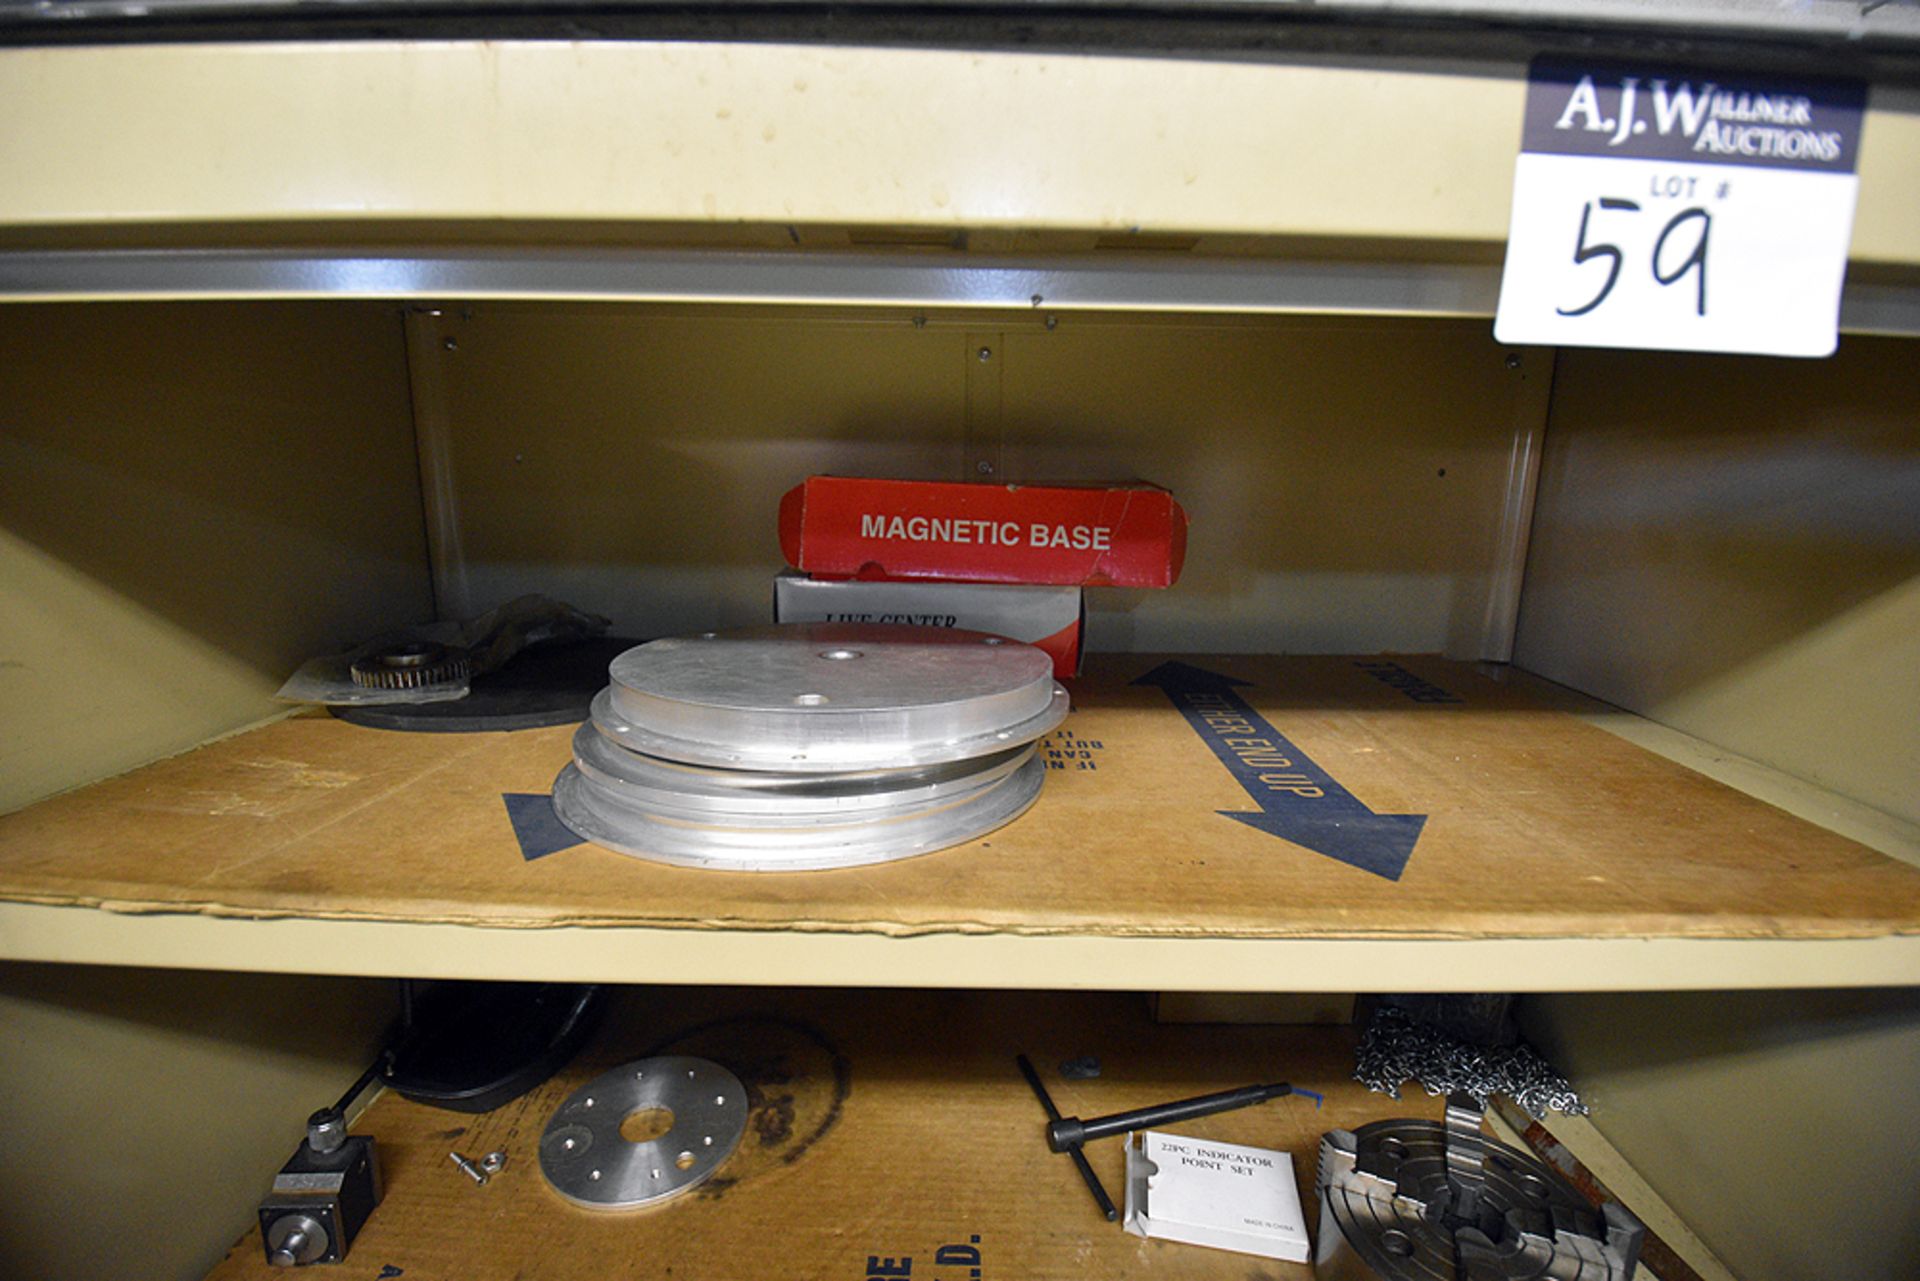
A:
[552,623,1069,871]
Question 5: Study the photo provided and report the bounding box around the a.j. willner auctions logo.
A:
[1552,74,1845,162]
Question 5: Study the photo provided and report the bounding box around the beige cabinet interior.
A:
[413,306,1544,659]
[1512,340,1920,1281]
[2,191,1916,1281]
[1518,341,1920,825]
[4,296,1917,1279]
[0,302,430,814]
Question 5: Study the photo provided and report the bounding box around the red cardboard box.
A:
[777,477,1187,588]
[773,573,1083,678]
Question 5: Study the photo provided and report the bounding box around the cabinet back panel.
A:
[423,307,1534,656]
[0,302,433,812]
[1516,335,1920,825]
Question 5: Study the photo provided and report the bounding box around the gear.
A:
[349,642,472,690]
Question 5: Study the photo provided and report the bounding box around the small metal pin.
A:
[448,1151,489,1185]
[977,346,992,362]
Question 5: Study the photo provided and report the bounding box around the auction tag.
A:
[1494,60,1866,357]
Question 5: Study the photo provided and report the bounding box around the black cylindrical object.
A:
[1047,1082,1293,1151]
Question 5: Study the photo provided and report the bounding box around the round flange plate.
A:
[586,718,1038,790]
[552,752,1045,871]
[571,724,1038,820]
[597,624,1067,772]
[539,1056,747,1210]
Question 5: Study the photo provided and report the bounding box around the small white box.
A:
[1122,1130,1311,1263]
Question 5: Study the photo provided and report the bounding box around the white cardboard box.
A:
[772,572,1083,677]
[1122,1130,1311,1263]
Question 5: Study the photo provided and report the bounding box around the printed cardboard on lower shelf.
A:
[199,987,1435,1281]
[773,572,1083,677]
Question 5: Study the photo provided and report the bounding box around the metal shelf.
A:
[3,656,1916,990]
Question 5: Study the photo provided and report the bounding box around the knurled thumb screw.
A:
[305,1108,346,1155]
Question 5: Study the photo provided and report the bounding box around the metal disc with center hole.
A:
[571,724,1038,819]
[597,623,1067,772]
[551,752,1044,870]
[539,1056,747,1210]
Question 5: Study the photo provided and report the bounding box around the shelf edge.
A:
[5,902,1917,989]
[3,248,1914,335]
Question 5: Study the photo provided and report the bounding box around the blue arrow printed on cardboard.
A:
[1132,661,1426,881]
[503,792,585,861]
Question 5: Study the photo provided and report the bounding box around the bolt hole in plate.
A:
[540,1056,748,1210]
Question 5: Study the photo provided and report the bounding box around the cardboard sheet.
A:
[203,988,1441,1281]
[3,654,1918,941]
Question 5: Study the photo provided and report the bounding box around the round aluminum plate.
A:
[552,752,1045,871]
[571,724,1038,819]
[585,717,1041,790]
[539,1056,747,1210]
[592,684,1068,775]
[598,624,1066,772]
[568,744,1030,830]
